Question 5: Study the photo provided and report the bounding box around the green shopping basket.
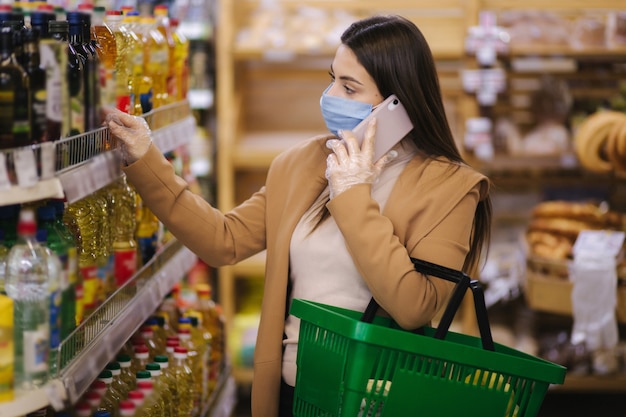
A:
[290,258,567,417]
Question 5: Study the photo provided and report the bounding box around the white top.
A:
[282,141,416,386]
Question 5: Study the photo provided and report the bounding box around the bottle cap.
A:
[98,370,113,379]
[154,355,168,363]
[146,362,161,371]
[16,208,37,235]
[135,370,151,379]
[116,353,131,363]
[106,362,121,371]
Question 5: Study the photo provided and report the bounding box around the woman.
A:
[106,14,492,417]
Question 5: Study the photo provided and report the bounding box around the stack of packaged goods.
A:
[0,1,194,411]
[45,281,226,417]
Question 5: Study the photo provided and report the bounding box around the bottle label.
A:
[114,247,137,287]
[31,88,47,143]
[0,91,15,143]
[49,289,61,349]
[23,325,50,373]
[75,283,84,325]
[80,264,98,311]
[140,89,153,114]
[67,247,78,286]
[117,94,131,114]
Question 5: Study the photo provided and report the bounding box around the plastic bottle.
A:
[171,346,194,417]
[116,353,136,393]
[135,374,165,417]
[46,200,78,335]
[73,400,93,417]
[138,16,168,108]
[97,369,121,417]
[170,18,189,102]
[138,325,159,359]
[153,5,175,104]
[106,362,127,411]
[91,5,117,110]
[188,315,211,399]
[145,362,174,417]
[0,294,14,402]
[153,355,177,415]
[145,316,166,353]
[119,12,147,115]
[0,230,9,295]
[37,204,75,340]
[93,410,111,417]
[109,175,137,288]
[4,208,51,390]
[104,10,130,113]
[193,283,224,386]
[64,198,97,322]
[34,228,62,377]
[130,344,150,376]
[126,390,145,414]
[135,196,159,266]
[118,399,136,417]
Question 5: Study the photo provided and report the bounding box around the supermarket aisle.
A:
[230,388,626,416]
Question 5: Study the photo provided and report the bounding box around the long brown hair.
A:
[315,15,492,273]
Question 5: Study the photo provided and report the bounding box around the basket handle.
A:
[360,257,495,351]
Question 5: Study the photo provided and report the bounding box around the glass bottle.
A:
[0,25,30,149]
[22,27,45,144]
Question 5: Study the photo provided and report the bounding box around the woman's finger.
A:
[361,117,377,160]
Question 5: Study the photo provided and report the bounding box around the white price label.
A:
[573,230,626,258]
[0,152,11,190]
[40,142,56,179]
[14,147,39,187]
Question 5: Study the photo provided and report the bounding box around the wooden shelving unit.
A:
[215,0,626,390]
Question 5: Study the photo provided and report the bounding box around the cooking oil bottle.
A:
[145,363,174,417]
[153,5,175,104]
[91,6,117,110]
[135,196,159,266]
[63,198,97,322]
[116,353,135,394]
[120,11,149,115]
[171,346,194,417]
[153,355,177,415]
[109,175,137,288]
[176,325,201,415]
[193,283,224,388]
[104,10,129,113]
[139,16,168,108]
[135,371,165,417]
[170,18,189,102]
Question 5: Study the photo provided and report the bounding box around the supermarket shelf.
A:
[0,101,195,206]
[0,239,198,416]
[202,370,237,417]
[508,45,626,59]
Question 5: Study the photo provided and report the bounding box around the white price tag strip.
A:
[45,379,67,411]
[40,142,56,179]
[14,147,39,187]
[0,153,11,190]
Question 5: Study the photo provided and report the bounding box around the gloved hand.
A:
[325,118,397,199]
[104,107,152,164]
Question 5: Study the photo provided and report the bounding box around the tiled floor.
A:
[231,386,626,417]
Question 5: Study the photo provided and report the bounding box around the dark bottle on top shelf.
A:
[0,26,30,149]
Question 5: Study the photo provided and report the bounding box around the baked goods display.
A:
[573,110,626,174]
[526,200,624,267]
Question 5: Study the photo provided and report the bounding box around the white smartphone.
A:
[351,94,414,161]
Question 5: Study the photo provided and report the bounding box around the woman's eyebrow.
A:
[330,64,364,86]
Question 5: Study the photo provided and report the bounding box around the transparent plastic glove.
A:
[104,107,152,164]
[325,118,397,199]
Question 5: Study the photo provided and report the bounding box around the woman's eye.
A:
[343,85,355,94]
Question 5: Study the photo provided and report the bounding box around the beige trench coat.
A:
[123,134,489,417]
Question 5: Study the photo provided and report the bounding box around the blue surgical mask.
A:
[320,84,373,136]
